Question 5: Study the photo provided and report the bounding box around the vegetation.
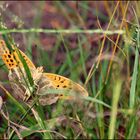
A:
[0,1,140,139]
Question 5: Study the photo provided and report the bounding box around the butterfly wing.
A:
[0,40,35,70]
[36,72,88,105]
[42,73,88,98]
[0,40,37,103]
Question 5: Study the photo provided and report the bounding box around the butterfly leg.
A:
[23,84,34,101]
[23,89,31,101]
[23,83,39,102]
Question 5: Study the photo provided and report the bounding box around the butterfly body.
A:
[0,40,88,105]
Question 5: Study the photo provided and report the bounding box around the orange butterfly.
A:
[0,40,88,105]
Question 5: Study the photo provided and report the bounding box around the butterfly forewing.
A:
[0,40,35,70]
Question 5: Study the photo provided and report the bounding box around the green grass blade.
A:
[0,28,125,35]
[15,47,34,87]
[129,47,139,108]
[31,106,52,139]
[78,36,87,78]
[125,7,139,139]
[108,79,122,139]
[84,96,111,109]
[129,7,139,109]
[2,34,13,51]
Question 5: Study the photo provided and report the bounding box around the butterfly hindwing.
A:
[44,73,88,98]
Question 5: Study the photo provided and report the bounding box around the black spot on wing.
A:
[60,79,65,83]
[63,85,67,88]
[54,76,61,81]
[10,59,13,62]
[8,55,11,58]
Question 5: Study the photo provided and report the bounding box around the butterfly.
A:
[0,40,88,105]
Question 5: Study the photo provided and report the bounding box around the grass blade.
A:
[108,79,122,139]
